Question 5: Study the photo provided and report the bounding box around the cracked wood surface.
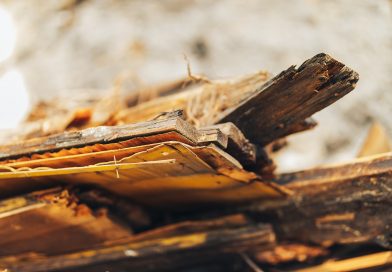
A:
[219,53,359,145]
[245,153,392,246]
[0,221,275,272]
[0,117,199,161]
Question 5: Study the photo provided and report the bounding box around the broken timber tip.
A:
[219,53,359,146]
[297,53,359,86]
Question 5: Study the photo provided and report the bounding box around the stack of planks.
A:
[0,53,390,272]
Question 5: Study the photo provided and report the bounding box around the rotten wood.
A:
[244,153,392,246]
[0,223,275,272]
[219,53,359,145]
[0,188,134,257]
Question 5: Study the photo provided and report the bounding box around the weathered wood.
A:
[126,77,204,108]
[219,53,359,145]
[202,123,257,167]
[0,223,275,272]
[114,71,270,128]
[245,153,392,246]
[283,117,318,137]
[0,142,285,206]
[0,188,134,257]
[0,117,198,160]
[294,251,392,272]
[0,116,231,163]
[197,126,229,149]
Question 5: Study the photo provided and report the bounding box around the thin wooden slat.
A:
[1,132,192,165]
[0,143,285,207]
[202,122,257,167]
[0,117,199,160]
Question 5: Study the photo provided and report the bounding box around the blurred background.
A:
[0,0,391,171]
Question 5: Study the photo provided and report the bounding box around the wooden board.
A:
[0,117,199,160]
[0,117,230,165]
[219,53,359,145]
[0,223,275,272]
[0,188,133,257]
[243,152,392,246]
[113,54,358,147]
[202,122,257,167]
[0,143,285,207]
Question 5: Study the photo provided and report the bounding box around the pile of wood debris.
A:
[0,53,390,272]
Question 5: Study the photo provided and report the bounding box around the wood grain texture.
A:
[245,153,392,246]
[203,122,257,167]
[0,116,230,164]
[0,188,133,257]
[114,71,270,127]
[0,142,285,206]
[0,117,198,161]
[219,53,359,145]
[0,223,275,272]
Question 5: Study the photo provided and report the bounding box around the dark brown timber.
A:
[219,53,359,145]
[245,153,392,246]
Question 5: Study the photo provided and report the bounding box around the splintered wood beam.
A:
[245,153,392,246]
[197,126,229,149]
[219,53,359,145]
[0,223,275,272]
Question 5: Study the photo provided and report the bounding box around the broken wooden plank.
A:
[202,122,257,167]
[0,142,285,206]
[219,53,359,145]
[197,126,229,149]
[0,188,134,257]
[0,116,229,163]
[244,153,392,246]
[277,152,392,189]
[0,223,275,272]
[0,117,197,160]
